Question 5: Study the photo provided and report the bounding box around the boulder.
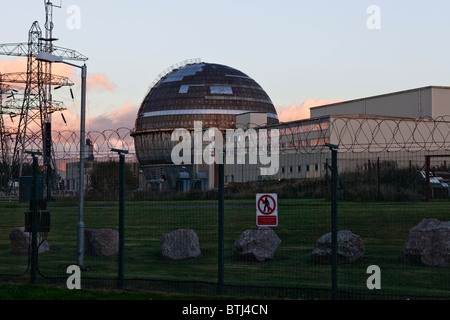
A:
[233,228,281,262]
[160,229,201,260]
[85,228,119,256]
[311,230,364,264]
[9,227,50,255]
[404,218,450,267]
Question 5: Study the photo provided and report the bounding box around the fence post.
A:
[112,148,128,289]
[425,156,431,202]
[25,150,42,284]
[326,143,338,300]
[216,146,225,295]
[377,157,381,201]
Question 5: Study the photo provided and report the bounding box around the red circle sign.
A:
[257,195,276,215]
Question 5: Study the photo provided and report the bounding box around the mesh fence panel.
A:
[0,124,449,299]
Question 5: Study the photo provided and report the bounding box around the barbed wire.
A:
[51,127,135,160]
[243,115,450,154]
[3,116,450,165]
[328,115,450,153]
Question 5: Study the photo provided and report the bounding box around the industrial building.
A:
[230,86,450,183]
[64,139,95,194]
[131,60,450,191]
[310,86,450,119]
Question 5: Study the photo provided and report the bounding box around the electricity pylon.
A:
[0,1,87,196]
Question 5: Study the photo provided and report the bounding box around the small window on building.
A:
[306,165,310,172]
[297,166,301,172]
[179,85,189,93]
[314,164,319,171]
[210,86,233,94]
[281,167,285,174]
[289,166,293,173]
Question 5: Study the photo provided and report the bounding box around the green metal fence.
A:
[0,151,449,300]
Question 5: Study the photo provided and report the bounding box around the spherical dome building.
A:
[132,60,279,190]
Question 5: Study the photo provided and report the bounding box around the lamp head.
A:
[111,148,129,155]
[35,52,63,63]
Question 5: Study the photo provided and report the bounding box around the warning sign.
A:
[256,193,278,227]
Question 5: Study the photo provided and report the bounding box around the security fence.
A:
[0,123,449,300]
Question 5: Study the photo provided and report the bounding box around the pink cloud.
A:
[51,64,116,93]
[0,58,28,91]
[86,102,137,131]
[276,98,344,122]
[0,57,75,75]
[86,73,116,92]
[1,58,115,93]
[52,102,138,132]
[0,57,27,73]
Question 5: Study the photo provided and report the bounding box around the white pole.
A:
[77,64,87,266]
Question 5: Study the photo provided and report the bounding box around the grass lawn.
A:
[0,198,449,299]
[0,282,231,300]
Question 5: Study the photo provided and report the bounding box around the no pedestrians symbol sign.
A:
[256,193,278,227]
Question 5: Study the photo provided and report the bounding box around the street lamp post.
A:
[36,52,87,266]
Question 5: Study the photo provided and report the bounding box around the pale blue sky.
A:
[2,0,450,127]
